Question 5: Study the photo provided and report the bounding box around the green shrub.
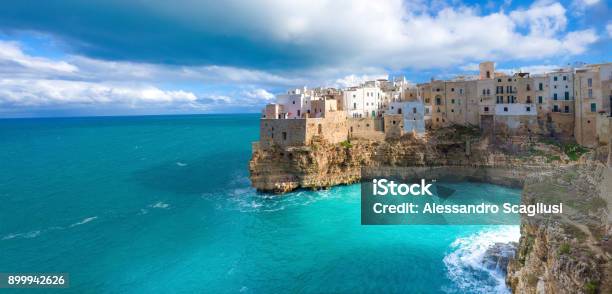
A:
[559,243,571,255]
[562,143,588,161]
[546,155,561,163]
[340,140,352,149]
[584,280,598,294]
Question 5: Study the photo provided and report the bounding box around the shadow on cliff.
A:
[131,151,250,195]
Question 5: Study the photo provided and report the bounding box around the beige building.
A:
[574,63,612,147]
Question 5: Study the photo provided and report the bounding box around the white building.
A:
[343,81,386,118]
[495,103,537,116]
[387,101,426,134]
[275,87,317,119]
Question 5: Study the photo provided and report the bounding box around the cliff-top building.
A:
[258,61,611,150]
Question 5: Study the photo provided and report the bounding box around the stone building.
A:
[575,63,612,146]
[257,61,611,151]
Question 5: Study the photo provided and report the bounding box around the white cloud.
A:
[607,22,612,38]
[561,29,599,54]
[459,63,481,71]
[496,64,561,75]
[145,0,599,69]
[0,79,197,107]
[243,89,274,102]
[0,41,78,74]
[570,0,601,15]
[333,74,389,88]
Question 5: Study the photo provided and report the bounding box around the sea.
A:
[0,114,521,293]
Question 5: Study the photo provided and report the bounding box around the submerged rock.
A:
[483,242,518,274]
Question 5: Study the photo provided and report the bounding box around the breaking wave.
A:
[69,216,98,227]
[443,226,520,293]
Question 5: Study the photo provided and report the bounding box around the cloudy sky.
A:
[0,0,610,117]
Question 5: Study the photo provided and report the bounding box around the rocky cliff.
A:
[507,157,612,294]
[249,127,566,193]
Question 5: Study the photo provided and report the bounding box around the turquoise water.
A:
[0,114,521,293]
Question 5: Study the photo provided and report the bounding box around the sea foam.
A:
[443,226,520,293]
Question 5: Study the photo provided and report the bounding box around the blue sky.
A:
[0,0,610,117]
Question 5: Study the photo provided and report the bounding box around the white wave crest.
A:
[176,162,188,167]
[150,201,170,209]
[443,226,520,294]
[2,230,41,240]
[69,216,98,228]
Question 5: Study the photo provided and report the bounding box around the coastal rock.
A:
[484,242,518,274]
[506,159,612,294]
[249,128,562,193]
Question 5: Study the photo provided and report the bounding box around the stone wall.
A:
[260,111,348,149]
[260,118,308,149]
[348,117,385,141]
[384,114,404,139]
[305,111,348,145]
[549,112,575,139]
[494,115,541,137]
[596,113,610,145]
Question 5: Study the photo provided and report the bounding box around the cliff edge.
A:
[507,154,612,294]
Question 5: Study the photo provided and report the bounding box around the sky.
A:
[0,0,610,117]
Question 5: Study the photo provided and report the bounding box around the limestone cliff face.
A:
[507,160,612,294]
[249,130,560,193]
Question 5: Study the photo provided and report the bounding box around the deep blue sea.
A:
[0,114,520,293]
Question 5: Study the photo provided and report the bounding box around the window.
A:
[451,109,454,113]
[538,96,543,104]
[413,108,417,114]
[451,99,455,104]
[498,79,502,82]
[486,71,491,78]
[459,89,463,94]
[588,89,593,98]
[563,76,566,81]
[526,96,531,103]
[435,97,441,105]
[588,78,592,87]
[526,84,531,91]
[282,132,287,140]
[526,106,531,112]
[292,100,295,104]
[539,83,543,91]
[591,103,596,112]
[503,107,508,112]
[484,107,489,112]
[297,110,300,117]
[451,88,454,92]
[553,93,558,100]
[564,106,570,113]
[553,105,559,112]
[554,76,558,81]
[564,92,569,100]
